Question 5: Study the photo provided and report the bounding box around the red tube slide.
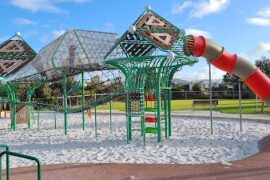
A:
[184,35,270,106]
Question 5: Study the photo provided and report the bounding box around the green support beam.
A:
[81,72,86,130]
[63,69,68,135]
[6,84,17,131]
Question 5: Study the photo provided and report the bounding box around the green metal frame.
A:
[81,72,86,130]
[106,54,197,143]
[5,84,17,130]
[27,83,42,128]
[0,145,9,180]
[63,69,68,135]
[105,8,198,143]
[0,151,42,180]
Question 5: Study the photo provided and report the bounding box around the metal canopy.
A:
[4,29,119,83]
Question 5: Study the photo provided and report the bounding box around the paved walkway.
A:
[3,109,270,122]
[97,110,270,122]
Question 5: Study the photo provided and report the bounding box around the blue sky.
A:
[0,0,270,80]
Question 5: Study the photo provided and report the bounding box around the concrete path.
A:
[97,110,270,122]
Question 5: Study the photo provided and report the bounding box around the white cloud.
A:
[249,42,270,55]
[171,1,192,14]
[52,29,66,39]
[257,8,270,18]
[247,7,270,26]
[13,18,38,25]
[10,0,91,14]
[10,0,66,13]
[247,18,270,26]
[40,29,66,43]
[190,0,230,18]
[175,66,225,81]
[185,28,211,38]
[171,0,230,18]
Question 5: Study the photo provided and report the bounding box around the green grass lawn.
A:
[96,99,270,114]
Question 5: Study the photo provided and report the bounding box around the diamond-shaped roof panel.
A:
[0,34,36,77]
[105,9,185,60]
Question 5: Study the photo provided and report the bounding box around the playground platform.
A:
[3,133,270,180]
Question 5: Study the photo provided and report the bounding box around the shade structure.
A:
[4,29,119,83]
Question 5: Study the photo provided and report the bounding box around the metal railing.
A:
[0,145,9,180]
[0,145,41,180]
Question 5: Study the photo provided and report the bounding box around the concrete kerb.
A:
[31,110,270,123]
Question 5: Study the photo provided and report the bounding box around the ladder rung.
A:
[145,127,158,133]
[145,107,157,112]
[145,116,158,123]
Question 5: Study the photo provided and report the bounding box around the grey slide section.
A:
[203,38,223,62]
[233,56,257,80]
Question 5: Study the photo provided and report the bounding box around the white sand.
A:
[0,112,269,167]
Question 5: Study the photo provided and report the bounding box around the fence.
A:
[171,90,256,100]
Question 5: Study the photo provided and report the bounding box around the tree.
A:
[172,84,184,91]
[222,73,239,91]
[255,56,270,76]
[192,83,201,91]
[255,56,270,113]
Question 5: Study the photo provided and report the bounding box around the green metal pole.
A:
[168,89,172,137]
[81,72,86,131]
[0,153,2,180]
[125,90,130,143]
[141,89,146,145]
[12,96,17,131]
[11,102,16,131]
[54,111,57,129]
[27,89,34,129]
[63,69,68,135]
[28,104,32,128]
[94,94,97,139]
[128,91,132,141]
[0,144,9,180]
[6,84,16,131]
[156,83,162,142]
[109,93,112,133]
[12,92,16,131]
[164,90,168,138]
[37,107,40,131]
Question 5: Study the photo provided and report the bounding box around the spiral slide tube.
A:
[184,35,270,106]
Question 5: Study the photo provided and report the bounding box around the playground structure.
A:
[0,6,269,145]
[105,9,198,143]
[0,6,270,180]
